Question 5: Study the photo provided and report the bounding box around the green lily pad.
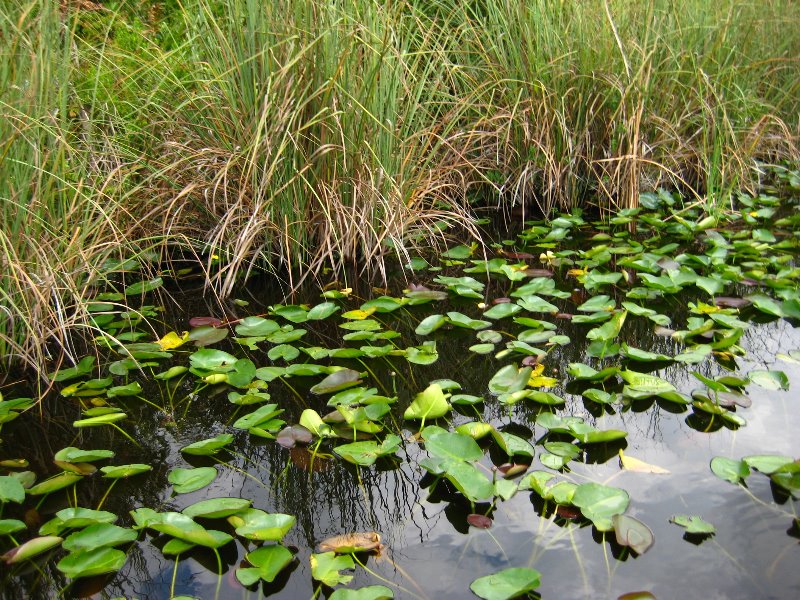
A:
[0,476,26,504]
[228,509,295,541]
[100,464,152,479]
[182,498,252,519]
[710,456,750,484]
[168,466,217,493]
[488,364,532,395]
[424,429,483,462]
[469,567,541,600]
[415,314,447,335]
[0,519,26,535]
[311,369,362,395]
[334,435,402,466]
[329,586,394,600]
[403,384,450,421]
[237,544,294,586]
[26,472,83,496]
[571,483,629,531]
[181,434,234,456]
[748,369,789,391]
[670,515,715,535]
[310,551,355,587]
[1,536,62,564]
[62,523,137,552]
[136,511,232,548]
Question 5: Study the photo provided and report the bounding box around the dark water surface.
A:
[2,237,799,600]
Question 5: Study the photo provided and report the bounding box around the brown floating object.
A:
[467,514,493,529]
[189,316,223,328]
[318,532,382,553]
[714,297,752,309]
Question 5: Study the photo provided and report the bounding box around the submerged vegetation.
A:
[1,0,799,371]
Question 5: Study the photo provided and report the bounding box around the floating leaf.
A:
[318,532,382,554]
[311,369,362,395]
[618,450,669,474]
[489,364,533,395]
[181,434,233,456]
[124,277,163,295]
[62,524,137,552]
[182,498,252,519]
[27,472,83,496]
[710,457,750,484]
[0,476,26,504]
[237,544,294,586]
[613,514,654,555]
[168,467,217,493]
[469,567,541,600]
[403,384,450,421]
[334,435,401,466]
[310,552,355,587]
[670,515,715,535]
[100,464,152,479]
[0,519,26,535]
[415,314,446,335]
[329,586,394,600]
[572,483,629,531]
[2,536,62,564]
[228,509,295,541]
[748,369,789,391]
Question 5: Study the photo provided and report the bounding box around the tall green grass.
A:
[1,0,798,375]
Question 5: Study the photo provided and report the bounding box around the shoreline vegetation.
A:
[1,0,799,377]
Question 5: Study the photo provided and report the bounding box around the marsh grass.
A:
[1,0,798,375]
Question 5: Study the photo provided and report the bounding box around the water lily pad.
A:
[136,511,232,548]
[415,314,447,335]
[424,429,483,462]
[446,312,491,330]
[50,356,96,382]
[710,457,750,484]
[334,435,402,466]
[26,472,83,496]
[100,464,152,479]
[0,519,26,535]
[124,277,163,296]
[228,509,295,541]
[182,498,252,519]
[237,544,294,586]
[748,369,789,391]
[612,514,654,554]
[329,586,394,600]
[469,567,541,600]
[310,551,355,586]
[670,515,715,535]
[168,467,217,493]
[181,434,233,456]
[311,369,362,394]
[62,523,137,552]
[0,476,26,504]
[489,364,533,395]
[1,536,62,564]
[189,325,229,347]
[403,384,450,421]
[571,483,629,531]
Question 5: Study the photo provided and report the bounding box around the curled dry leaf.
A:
[318,532,382,554]
[619,450,670,474]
